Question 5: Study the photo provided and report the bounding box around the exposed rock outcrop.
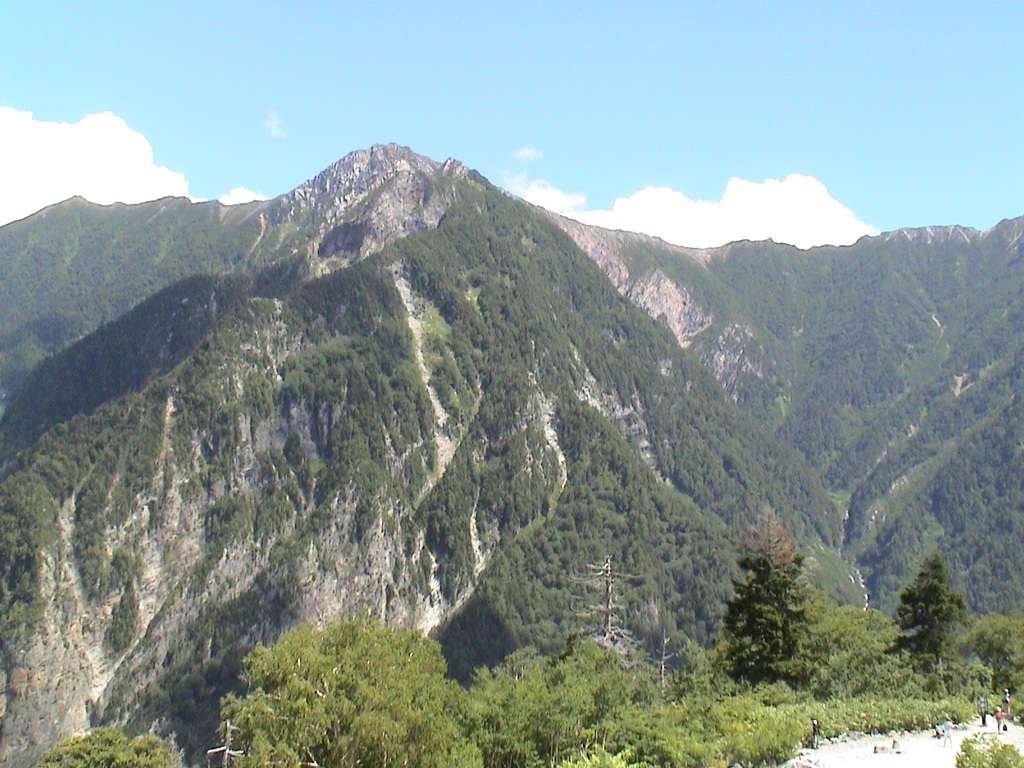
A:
[546,213,715,349]
[623,269,712,348]
[699,324,765,397]
[267,144,467,273]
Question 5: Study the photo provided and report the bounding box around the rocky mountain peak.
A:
[267,144,468,272]
[881,224,979,246]
[981,215,1024,253]
[286,144,450,207]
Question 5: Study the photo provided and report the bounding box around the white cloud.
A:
[266,109,286,139]
[513,146,544,163]
[0,106,190,227]
[505,172,587,216]
[218,187,269,205]
[505,171,879,249]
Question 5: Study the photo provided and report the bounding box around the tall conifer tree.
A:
[722,510,808,685]
[895,553,968,669]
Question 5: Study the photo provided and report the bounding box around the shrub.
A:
[957,735,1024,768]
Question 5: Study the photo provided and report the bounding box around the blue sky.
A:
[2,1,1022,246]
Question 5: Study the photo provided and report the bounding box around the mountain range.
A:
[1,144,1022,765]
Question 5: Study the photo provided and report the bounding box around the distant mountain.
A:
[0,196,265,408]
[554,211,1024,613]
[0,146,837,766]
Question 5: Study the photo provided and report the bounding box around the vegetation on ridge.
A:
[42,544,1018,768]
[603,217,1024,613]
[0,196,270,405]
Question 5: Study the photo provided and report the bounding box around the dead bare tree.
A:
[573,555,639,660]
[658,630,675,695]
[206,720,242,768]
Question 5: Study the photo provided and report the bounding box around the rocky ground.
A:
[790,717,1024,768]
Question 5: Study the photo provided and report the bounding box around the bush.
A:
[714,699,806,766]
[957,735,1024,768]
[800,696,974,738]
[557,746,649,768]
[35,727,173,768]
[664,693,974,767]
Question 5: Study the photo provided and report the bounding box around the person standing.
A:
[943,718,953,747]
[996,707,1005,732]
[979,695,988,726]
[1004,689,1012,718]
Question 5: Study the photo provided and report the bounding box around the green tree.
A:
[956,734,1024,768]
[791,591,920,698]
[965,613,1024,693]
[721,510,809,685]
[34,727,173,768]
[468,641,655,768]
[895,553,968,669]
[224,618,481,768]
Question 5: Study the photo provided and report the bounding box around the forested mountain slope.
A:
[0,148,837,766]
[0,144,462,410]
[0,197,266,406]
[560,213,1024,613]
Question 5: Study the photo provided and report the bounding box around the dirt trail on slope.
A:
[793,718,1024,768]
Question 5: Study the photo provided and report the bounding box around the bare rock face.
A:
[543,213,770,396]
[1,550,98,759]
[623,270,712,348]
[880,224,978,246]
[550,215,631,286]
[268,144,467,273]
[0,305,479,767]
[549,213,715,285]
[699,324,765,398]
[546,213,715,348]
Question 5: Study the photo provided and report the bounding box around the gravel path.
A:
[790,718,1024,768]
